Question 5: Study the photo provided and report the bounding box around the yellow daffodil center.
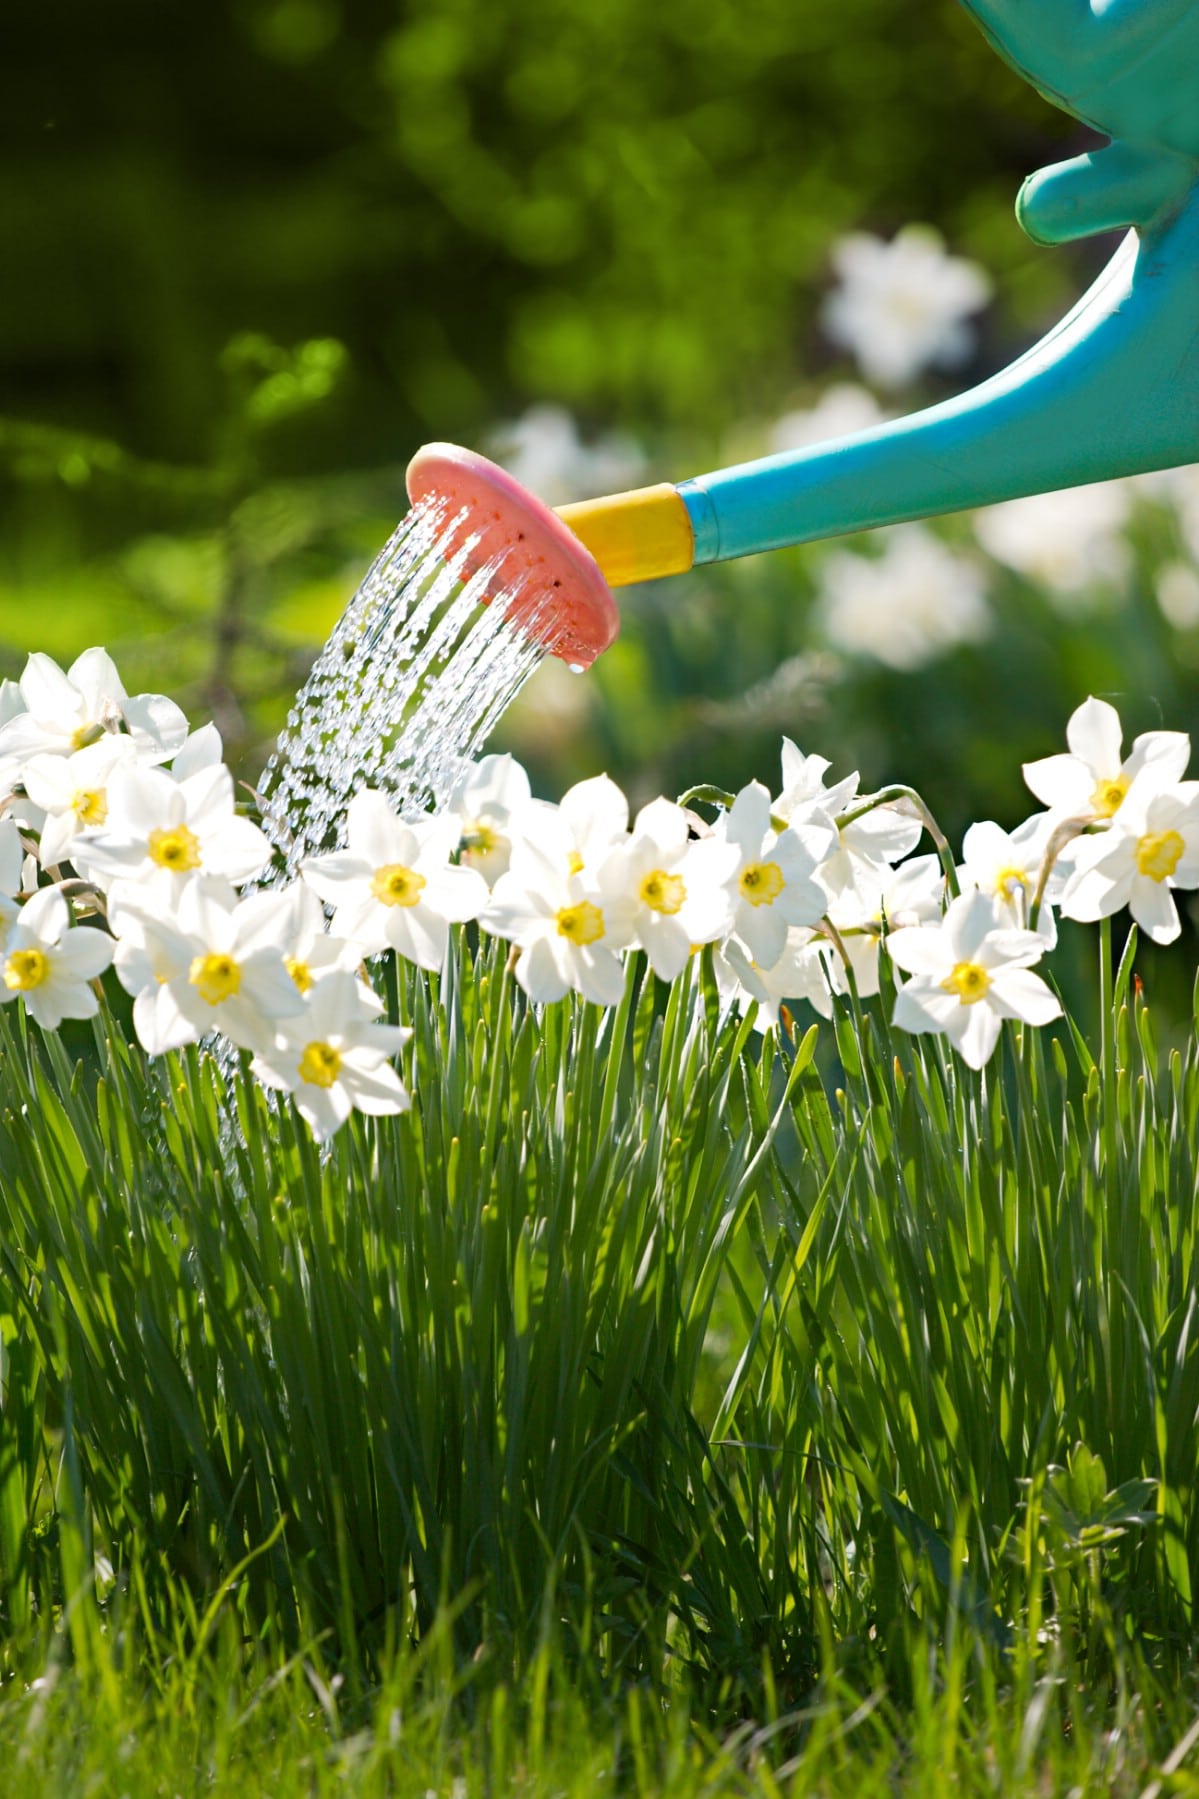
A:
[298,1041,342,1088]
[941,961,991,1005]
[148,824,203,872]
[5,948,50,992]
[70,723,104,752]
[994,864,1028,898]
[370,864,426,908]
[739,861,785,908]
[1135,829,1185,884]
[638,869,686,915]
[567,849,585,876]
[463,820,497,855]
[188,952,242,1005]
[556,900,605,946]
[285,955,314,994]
[72,787,108,826]
[1091,774,1130,819]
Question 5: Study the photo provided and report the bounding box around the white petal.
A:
[1129,877,1181,944]
[987,967,1062,1026]
[1065,696,1122,775]
[516,935,570,1004]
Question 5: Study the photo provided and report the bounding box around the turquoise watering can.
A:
[407,0,1199,666]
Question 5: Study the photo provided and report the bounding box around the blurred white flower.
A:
[592,796,739,981]
[19,735,139,869]
[973,482,1131,611]
[300,790,487,971]
[489,403,645,506]
[483,837,633,1008]
[714,782,835,969]
[1157,562,1199,631]
[73,761,274,893]
[815,526,991,671]
[0,647,188,766]
[1022,695,1189,825]
[447,753,532,886]
[0,885,114,1031]
[889,889,1060,1070]
[110,875,306,1055]
[168,722,226,782]
[768,383,885,455]
[1060,782,1199,945]
[821,226,992,391]
[252,969,412,1142]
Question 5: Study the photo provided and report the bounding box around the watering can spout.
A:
[556,0,1199,589]
[558,184,1199,584]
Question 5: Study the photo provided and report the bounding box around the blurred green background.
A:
[5,0,1199,1014]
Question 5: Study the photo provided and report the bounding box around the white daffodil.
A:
[1059,782,1199,945]
[109,875,305,1055]
[18,734,140,870]
[714,782,835,971]
[252,968,412,1142]
[888,889,1061,1070]
[0,647,188,767]
[300,790,487,970]
[71,761,274,893]
[815,527,992,672]
[821,852,946,1006]
[774,737,859,827]
[516,773,630,883]
[234,879,363,995]
[447,752,532,885]
[591,797,739,981]
[0,884,115,1030]
[483,837,634,1007]
[1022,695,1189,825]
[974,482,1131,610]
[958,815,1059,943]
[821,225,992,391]
[716,928,831,1032]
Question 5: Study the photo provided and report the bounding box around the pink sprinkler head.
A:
[405,443,619,669]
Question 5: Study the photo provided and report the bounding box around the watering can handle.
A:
[557,0,1199,584]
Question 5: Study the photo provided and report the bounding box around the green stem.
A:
[1098,914,1119,1191]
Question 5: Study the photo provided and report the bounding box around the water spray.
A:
[407,0,1199,670]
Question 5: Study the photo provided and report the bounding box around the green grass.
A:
[3,926,1199,1790]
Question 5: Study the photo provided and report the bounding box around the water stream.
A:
[257,495,551,871]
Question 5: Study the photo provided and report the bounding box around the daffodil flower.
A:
[72,762,274,892]
[19,735,140,870]
[715,782,836,971]
[957,815,1059,943]
[515,774,629,882]
[1022,695,1189,825]
[110,875,306,1055]
[0,648,188,767]
[888,889,1061,1070]
[483,837,633,1007]
[1060,781,1199,944]
[300,789,487,970]
[235,879,363,995]
[0,884,114,1031]
[447,752,532,885]
[591,797,739,981]
[251,969,412,1142]
[716,927,828,1032]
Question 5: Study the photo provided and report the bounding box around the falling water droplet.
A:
[568,662,585,676]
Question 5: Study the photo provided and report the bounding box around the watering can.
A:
[407,0,1199,667]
